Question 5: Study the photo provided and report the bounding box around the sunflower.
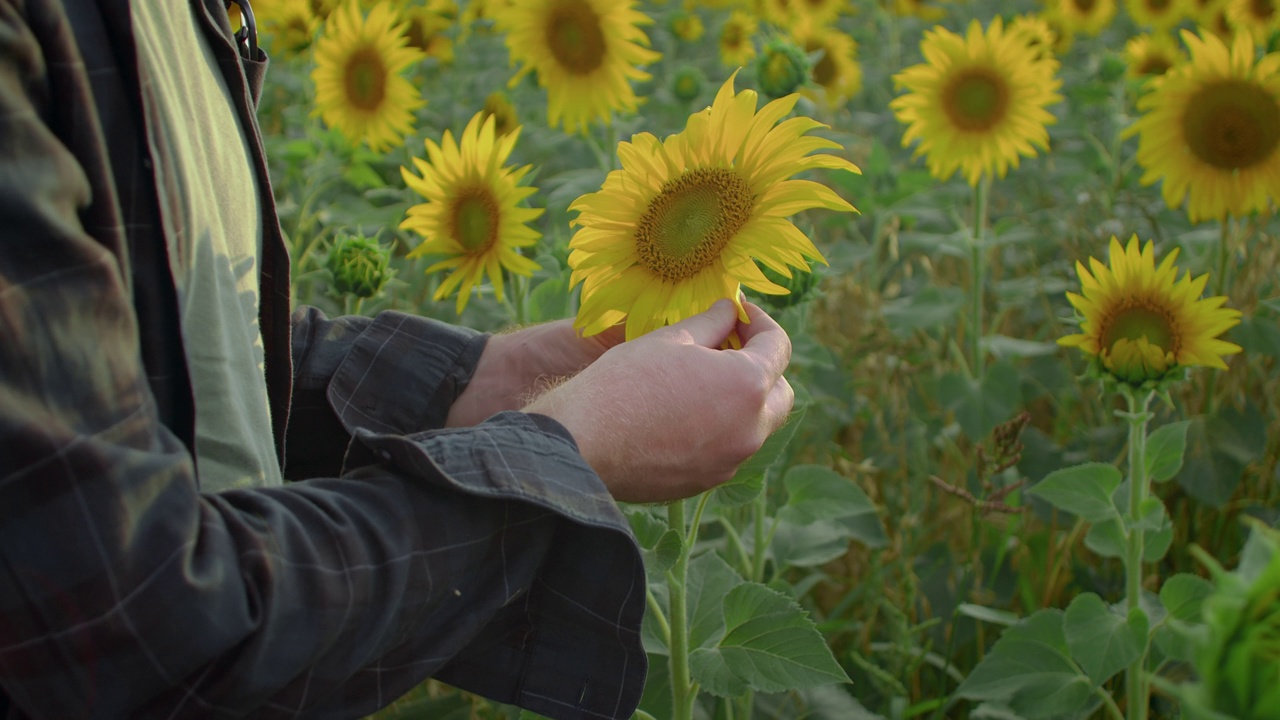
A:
[892,0,948,21]
[1128,30,1280,222]
[719,10,759,67]
[1125,0,1187,29]
[1048,0,1118,36]
[1227,0,1280,42]
[890,18,1063,186]
[312,1,423,152]
[1008,13,1060,59]
[252,0,320,55]
[1059,236,1241,385]
[401,112,543,313]
[480,91,520,137]
[567,73,860,340]
[792,0,846,28]
[1125,32,1185,80]
[402,4,455,63]
[793,22,862,108]
[669,9,706,42]
[499,0,660,134]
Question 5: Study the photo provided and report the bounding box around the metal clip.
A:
[226,0,258,60]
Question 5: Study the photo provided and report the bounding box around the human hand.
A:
[522,299,795,503]
[446,319,626,427]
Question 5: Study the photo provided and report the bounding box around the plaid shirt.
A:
[0,2,646,719]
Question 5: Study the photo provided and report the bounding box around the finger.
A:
[661,298,738,348]
[736,302,792,379]
[761,375,795,436]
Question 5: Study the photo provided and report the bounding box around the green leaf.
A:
[1063,593,1146,686]
[708,582,850,694]
[1084,518,1126,559]
[1160,573,1214,623]
[344,162,384,189]
[686,552,746,650]
[689,647,749,697]
[628,512,683,577]
[956,610,1094,719]
[1146,420,1191,483]
[715,405,807,506]
[525,273,570,324]
[1028,463,1123,523]
[778,465,887,547]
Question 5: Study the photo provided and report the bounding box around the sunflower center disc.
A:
[1101,304,1178,356]
[1184,79,1280,171]
[634,168,753,281]
[943,69,1010,131]
[545,0,607,76]
[1250,0,1275,20]
[1147,0,1170,11]
[1073,0,1097,13]
[451,187,500,252]
[809,42,836,87]
[1137,56,1171,76]
[343,46,388,111]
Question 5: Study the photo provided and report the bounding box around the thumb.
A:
[665,298,738,347]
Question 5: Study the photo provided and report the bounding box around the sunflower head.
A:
[1051,0,1118,35]
[1227,0,1280,42]
[669,10,706,42]
[253,0,320,55]
[480,91,520,137]
[1058,235,1242,388]
[1128,29,1280,222]
[1124,32,1185,81]
[402,4,456,63]
[311,0,425,152]
[1007,13,1059,60]
[1125,0,1188,30]
[794,23,863,108]
[890,18,1063,186]
[567,73,860,339]
[755,36,811,98]
[719,10,759,68]
[401,112,544,313]
[500,0,661,134]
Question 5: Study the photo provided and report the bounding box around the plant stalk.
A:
[970,175,991,380]
[1124,387,1154,720]
[667,500,694,720]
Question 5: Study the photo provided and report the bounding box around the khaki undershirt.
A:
[132,0,282,491]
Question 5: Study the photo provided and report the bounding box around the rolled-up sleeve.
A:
[0,4,647,719]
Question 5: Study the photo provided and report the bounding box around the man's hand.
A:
[522,299,795,503]
[446,319,626,427]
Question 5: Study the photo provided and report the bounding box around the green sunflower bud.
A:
[668,10,704,43]
[326,233,395,299]
[1098,52,1127,83]
[754,37,810,99]
[1269,30,1280,55]
[752,260,822,310]
[671,66,705,103]
[1179,529,1280,720]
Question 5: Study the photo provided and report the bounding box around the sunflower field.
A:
[244,0,1280,717]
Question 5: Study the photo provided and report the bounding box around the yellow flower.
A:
[402,4,456,63]
[892,0,947,21]
[1059,236,1241,385]
[890,18,1063,186]
[1226,0,1280,42]
[1049,0,1118,36]
[401,112,544,313]
[1125,0,1188,29]
[499,0,660,134]
[719,10,759,67]
[670,10,706,42]
[480,91,520,138]
[253,0,320,55]
[1128,30,1280,222]
[567,74,860,340]
[1124,32,1185,80]
[793,22,862,108]
[312,0,424,152]
[793,0,847,28]
[1008,13,1060,59]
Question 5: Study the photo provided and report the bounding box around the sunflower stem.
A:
[1203,217,1231,414]
[667,499,695,720]
[969,175,991,380]
[1122,386,1154,720]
